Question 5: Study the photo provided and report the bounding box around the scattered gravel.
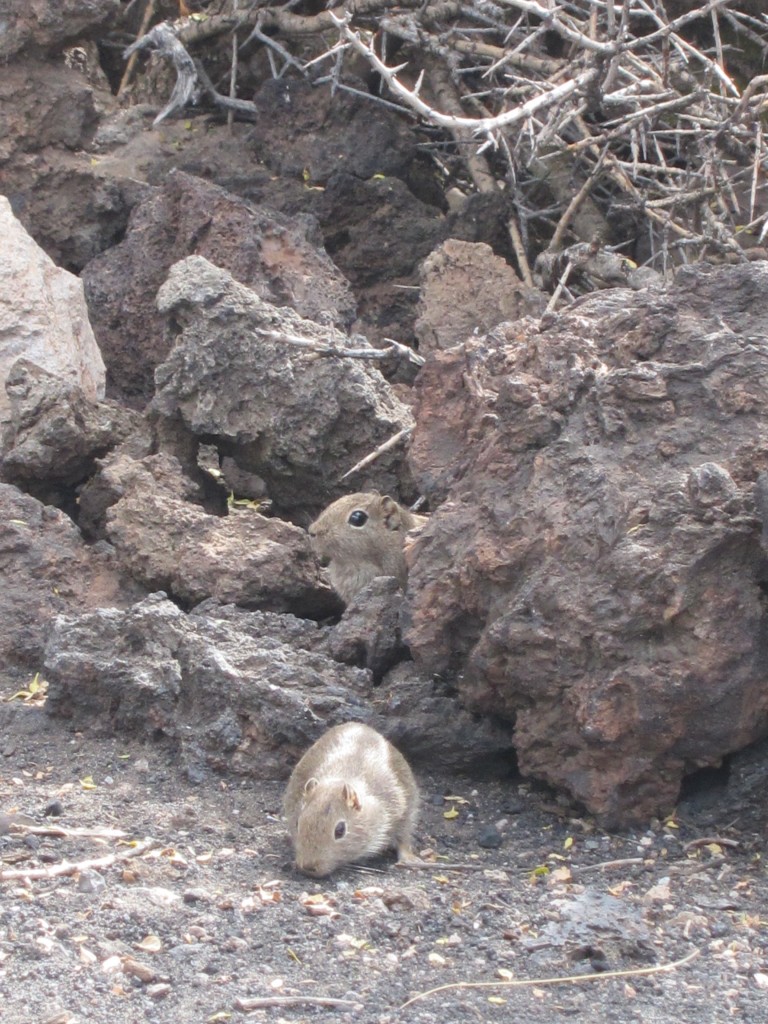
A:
[1,671,767,1024]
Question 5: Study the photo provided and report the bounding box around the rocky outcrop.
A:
[81,171,357,403]
[44,593,516,778]
[151,256,415,514]
[0,483,139,669]
[405,260,768,825]
[0,198,106,436]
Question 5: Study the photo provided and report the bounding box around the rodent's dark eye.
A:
[348,510,368,527]
[334,821,347,840]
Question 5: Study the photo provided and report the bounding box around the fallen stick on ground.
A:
[400,947,702,1009]
[0,838,160,882]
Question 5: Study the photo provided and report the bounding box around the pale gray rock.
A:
[0,197,105,436]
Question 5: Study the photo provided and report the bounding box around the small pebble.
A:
[44,800,64,817]
[77,869,107,894]
[476,824,503,849]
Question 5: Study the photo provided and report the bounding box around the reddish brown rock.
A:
[405,261,768,825]
[0,483,140,668]
[102,452,334,617]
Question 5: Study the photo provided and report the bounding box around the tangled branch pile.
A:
[125,0,768,285]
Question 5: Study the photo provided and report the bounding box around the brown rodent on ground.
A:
[283,722,420,877]
[308,492,427,605]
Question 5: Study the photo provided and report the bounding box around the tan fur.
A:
[308,492,427,604]
[283,722,420,877]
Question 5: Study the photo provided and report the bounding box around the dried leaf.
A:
[443,808,459,820]
[549,866,573,884]
[80,776,97,791]
[135,935,163,953]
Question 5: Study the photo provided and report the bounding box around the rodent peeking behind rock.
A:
[283,722,421,877]
[308,492,427,605]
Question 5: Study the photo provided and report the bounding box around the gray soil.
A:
[2,671,766,1024]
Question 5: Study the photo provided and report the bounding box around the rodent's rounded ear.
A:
[380,495,401,531]
[341,783,362,811]
[304,777,319,795]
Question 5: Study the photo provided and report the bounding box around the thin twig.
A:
[683,836,740,851]
[118,0,158,98]
[544,259,574,314]
[340,428,413,480]
[400,947,702,1009]
[8,824,129,840]
[0,839,161,882]
[234,995,363,1011]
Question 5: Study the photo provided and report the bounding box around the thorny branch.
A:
[122,0,768,281]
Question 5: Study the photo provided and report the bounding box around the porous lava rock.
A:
[405,260,768,825]
[43,593,516,778]
[81,170,357,403]
[0,0,120,60]
[2,359,143,504]
[415,239,546,353]
[151,256,415,514]
[0,483,139,669]
[101,452,333,617]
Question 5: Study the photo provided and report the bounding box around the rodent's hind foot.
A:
[395,844,424,868]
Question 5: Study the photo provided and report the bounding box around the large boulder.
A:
[405,260,768,825]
